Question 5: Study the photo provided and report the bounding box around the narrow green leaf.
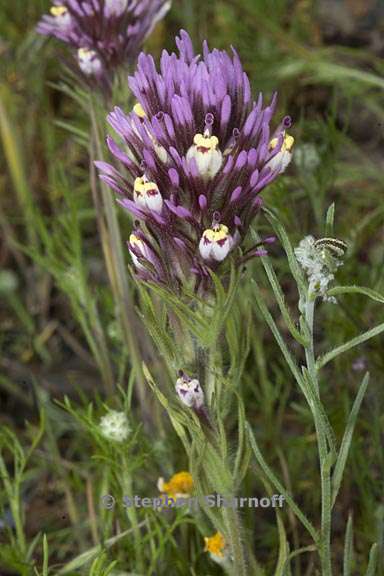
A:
[251,230,308,346]
[263,207,307,298]
[343,514,354,576]
[327,285,384,305]
[281,546,317,576]
[325,203,335,236]
[365,544,378,576]
[332,373,369,506]
[42,535,49,576]
[317,324,384,369]
[56,527,140,574]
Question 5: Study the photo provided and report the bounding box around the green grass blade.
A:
[365,544,378,576]
[343,514,354,576]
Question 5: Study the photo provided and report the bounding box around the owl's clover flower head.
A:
[37,0,170,88]
[97,30,294,291]
[99,410,131,442]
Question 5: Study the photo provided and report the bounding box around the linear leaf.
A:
[317,325,384,369]
[332,373,369,507]
[327,285,384,305]
[343,514,354,576]
[365,544,378,576]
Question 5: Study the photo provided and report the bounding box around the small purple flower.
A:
[97,30,294,291]
[37,0,170,88]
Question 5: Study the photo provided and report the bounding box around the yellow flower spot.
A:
[203,224,230,243]
[193,133,219,152]
[133,102,146,119]
[158,471,194,497]
[204,532,226,557]
[50,5,68,16]
[129,233,143,248]
[78,47,93,58]
[134,176,158,196]
[269,132,294,152]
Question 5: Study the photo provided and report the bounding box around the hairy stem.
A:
[305,294,333,576]
[223,505,248,576]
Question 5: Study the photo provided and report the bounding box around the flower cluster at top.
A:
[37,0,170,87]
[97,30,294,292]
[295,236,346,302]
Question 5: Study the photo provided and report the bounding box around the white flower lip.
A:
[175,376,204,410]
[186,133,223,181]
[199,224,234,262]
[77,48,103,76]
[133,176,163,214]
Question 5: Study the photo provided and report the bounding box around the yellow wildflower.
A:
[157,471,194,498]
[204,531,226,558]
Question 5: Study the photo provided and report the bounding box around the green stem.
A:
[122,456,144,573]
[304,293,332,576]
[223,505,248,576]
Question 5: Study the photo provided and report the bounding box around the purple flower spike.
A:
[97,30,294,291]
[37,0,170,89]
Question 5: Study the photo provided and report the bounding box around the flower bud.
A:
[186,133,223,181]
[128,233,154,270]
[134,176,163,213]
[199,224,233,262]
[50,5,72,29]
[77,48,103,76]
[266,132,294,174]
[175,374,204,410]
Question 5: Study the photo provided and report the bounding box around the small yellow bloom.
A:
[129,233,143,248]
[157,471,194,498]
[204,532,226,557]
[50,5,68,16]
[203,224,230,243]
[269,132,294,152]
[134,176,157,195]
[193,133,219,152]
[133,102,146,119]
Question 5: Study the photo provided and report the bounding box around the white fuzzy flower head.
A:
[77,48,103,76]
[175,374,204,410]
[295,236,346,302]
[99,411,131,442]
